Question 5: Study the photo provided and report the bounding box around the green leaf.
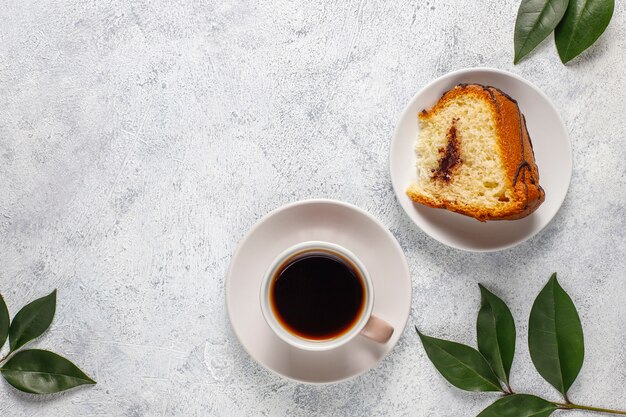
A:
[514,0,570,64]
[0,294,9,350]
[0,349,95,394]
[477,394,558,417]
[528,273,584,396]
[555,0,614,63]
[9,289,56,351]
[477,284,516,385]
[416,327,501,392]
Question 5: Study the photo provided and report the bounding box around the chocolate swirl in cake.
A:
[432,117,462,182]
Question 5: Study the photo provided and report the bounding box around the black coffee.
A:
[270,249,365,341]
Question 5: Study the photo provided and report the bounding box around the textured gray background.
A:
[1,0,625,416]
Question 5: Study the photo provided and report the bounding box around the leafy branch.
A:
[514,0,614,64]
[417,273,626,416]
[0,290,96,394]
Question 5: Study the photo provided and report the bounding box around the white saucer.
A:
[226,199,411,384]
[390,68,572,252]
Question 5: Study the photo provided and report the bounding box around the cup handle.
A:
[360,315,394,343]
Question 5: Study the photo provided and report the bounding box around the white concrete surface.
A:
[0,0,624,416]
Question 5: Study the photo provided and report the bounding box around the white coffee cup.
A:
[260,241,394,351]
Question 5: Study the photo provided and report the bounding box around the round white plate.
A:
[226,199,411,384]
[390,67,572,252]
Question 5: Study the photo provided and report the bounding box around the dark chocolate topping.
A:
[513,161,531,186]
[483,86,500,113]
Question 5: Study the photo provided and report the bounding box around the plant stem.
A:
[556,402,626,415]
[0,350,15,365]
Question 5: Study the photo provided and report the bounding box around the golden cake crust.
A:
[407,84,545,221]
